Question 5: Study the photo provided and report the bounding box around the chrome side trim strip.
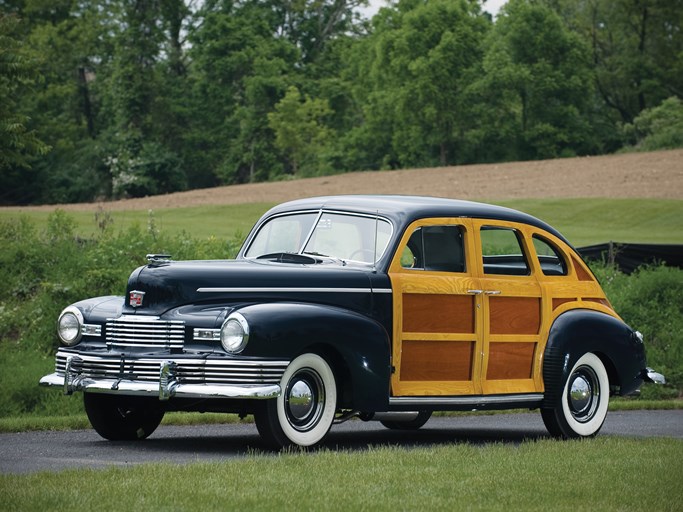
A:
[196,287,392,294]
[389,394,544,407]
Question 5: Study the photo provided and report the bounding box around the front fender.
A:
[543,309,646,406]
[235,302,391,411]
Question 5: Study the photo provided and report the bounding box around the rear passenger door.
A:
[472,221,543,395]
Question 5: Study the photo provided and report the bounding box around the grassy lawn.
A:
[1,437,681,511]
[1,198,681,246]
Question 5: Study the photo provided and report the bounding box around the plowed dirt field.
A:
[7,149,683,211]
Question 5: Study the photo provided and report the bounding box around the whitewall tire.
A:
[255,353,337,449]
[542,352,610,438]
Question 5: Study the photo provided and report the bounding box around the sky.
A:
[358,0,508,19]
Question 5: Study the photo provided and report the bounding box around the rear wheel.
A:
[381,411,432,430]
[541,352,610,438]
[255,353,337,449]
[84,393,165,440]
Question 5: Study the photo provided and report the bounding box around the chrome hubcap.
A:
[567,366,600,423]
[288,380,314,421]
[285,369,324,432]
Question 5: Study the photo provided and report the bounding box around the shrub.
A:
[0,211,239,417]
[622,96,683,152]
[592,263,683,398]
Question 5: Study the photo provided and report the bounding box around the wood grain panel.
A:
[572,256,593,281]
[584,297,609,307]
[401,340,473,381]
[487,342,535,380]
[403,294,474,333]
[552,297,574,310]
[489,297,541,335]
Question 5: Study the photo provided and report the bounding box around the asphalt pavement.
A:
[1,410,681,474]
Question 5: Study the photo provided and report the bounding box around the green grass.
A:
[494,198,683,246]
[0,412,246,433]
[1,437,681,511]
[1,198,681,245]
[0,202,274,241]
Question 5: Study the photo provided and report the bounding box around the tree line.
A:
[1,0,682,205]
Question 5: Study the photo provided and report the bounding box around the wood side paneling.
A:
[487,342,535,380]
[489,297,540,335]
[584,297,609,307]
[572,256,593,281]
[403,294,475,333]
[401,340,474,381]
[552,297,574,310]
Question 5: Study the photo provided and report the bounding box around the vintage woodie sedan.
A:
[40,195,664,448]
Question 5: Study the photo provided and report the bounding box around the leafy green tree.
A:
[102,0,188,198]
[547,0,683,125]
[0,13,50,204]
[189,1,298,184]
[268,85,333,175]
[342,0,490,169]
[471,0,595,160]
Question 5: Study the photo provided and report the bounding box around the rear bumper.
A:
[39,352,286,401]
[641,367,666,385]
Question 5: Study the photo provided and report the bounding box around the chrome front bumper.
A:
[40,354,285,401]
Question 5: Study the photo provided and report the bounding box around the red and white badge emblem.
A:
[129,290,145,308]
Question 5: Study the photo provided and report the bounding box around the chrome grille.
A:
[55,353,288,385]
[106,315,185,350]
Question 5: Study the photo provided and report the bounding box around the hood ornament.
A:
[146,254,172,266]
[129,290,145,308]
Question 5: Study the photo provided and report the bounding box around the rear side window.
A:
[401,225,466,273]
[480,227,530,276]
[533,235,568,276]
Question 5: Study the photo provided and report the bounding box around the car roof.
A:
[264,195,571,245]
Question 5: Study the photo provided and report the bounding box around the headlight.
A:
[220,312,250,354]
[57,306,84,346]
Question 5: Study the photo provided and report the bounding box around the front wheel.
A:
[255,353,337,449]
[541,352,610,438]
[84,393,165,440]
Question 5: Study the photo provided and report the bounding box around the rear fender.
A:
[543,309,646,406]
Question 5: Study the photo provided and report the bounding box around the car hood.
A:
[125,259,379,316]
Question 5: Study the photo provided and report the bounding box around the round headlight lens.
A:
[57,307,83,346]
[220,313,249,353]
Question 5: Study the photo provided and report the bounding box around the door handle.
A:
[484,290,502,295]
[467,289,483,295]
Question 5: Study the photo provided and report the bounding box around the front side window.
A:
[480,226,530,276]
[401,225,466,273]
[245,211,392,264]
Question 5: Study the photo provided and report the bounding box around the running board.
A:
[389,393,544,409]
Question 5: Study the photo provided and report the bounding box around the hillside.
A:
[6,149,683,212]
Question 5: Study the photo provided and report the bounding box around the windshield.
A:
[244,211,393,264]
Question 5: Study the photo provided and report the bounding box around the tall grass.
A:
[0,211,241,418]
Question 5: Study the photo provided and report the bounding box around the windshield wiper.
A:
[255,252,319,264]
[303,251,347,266]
